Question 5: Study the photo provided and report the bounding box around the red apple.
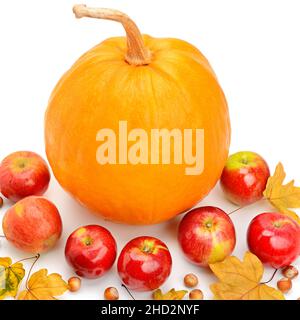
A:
[117,236,172,291]
[247,212,300,268]
[178,206,236,266]
[0,151,50,202]
[220,151,270,206]
[65,225,117,279]
[2,196,62,253]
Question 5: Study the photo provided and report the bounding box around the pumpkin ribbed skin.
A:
[45,34,230,224]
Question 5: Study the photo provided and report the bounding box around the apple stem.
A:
[261,268,278,285]
[121,284,136,300]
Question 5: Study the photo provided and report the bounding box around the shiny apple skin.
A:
[247,212,300,268]
[117,236,172,291]
[2,196,62,253]
[0,151,50,202]
[65,225,117,279]
[178,206,236,266]
[221,151,270,206]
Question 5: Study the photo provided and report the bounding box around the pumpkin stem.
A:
[73,4,152,66]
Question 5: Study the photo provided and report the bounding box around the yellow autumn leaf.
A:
[0,257,25,300]
[209,252,284,300]
[18,269,68,300]
[153,288,188,300]
[263,162,300,223]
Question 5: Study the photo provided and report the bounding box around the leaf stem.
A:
[25,253,40,291]
[261,268,278,284]
[228,198,269,216]
[14,254,40,265]
[228,206,245,215]
[121,284,136,300]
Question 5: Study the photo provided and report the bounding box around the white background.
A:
[0,0,300,300]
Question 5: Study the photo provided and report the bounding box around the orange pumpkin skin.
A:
[45,23,230,225]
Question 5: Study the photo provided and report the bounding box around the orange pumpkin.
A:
[45,5,230,225]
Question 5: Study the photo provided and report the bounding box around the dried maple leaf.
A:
[153,288,188,300]
[263,162,300,224]
[0,257,25,300]
[209,252,284,300]
[18,268,68,300]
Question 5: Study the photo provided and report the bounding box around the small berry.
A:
[282,265,298,280]
[104,287,119,300]
[277,278,292,294]
[189,289,203,300]
[184,273,198,288]
[68,277,81,292]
